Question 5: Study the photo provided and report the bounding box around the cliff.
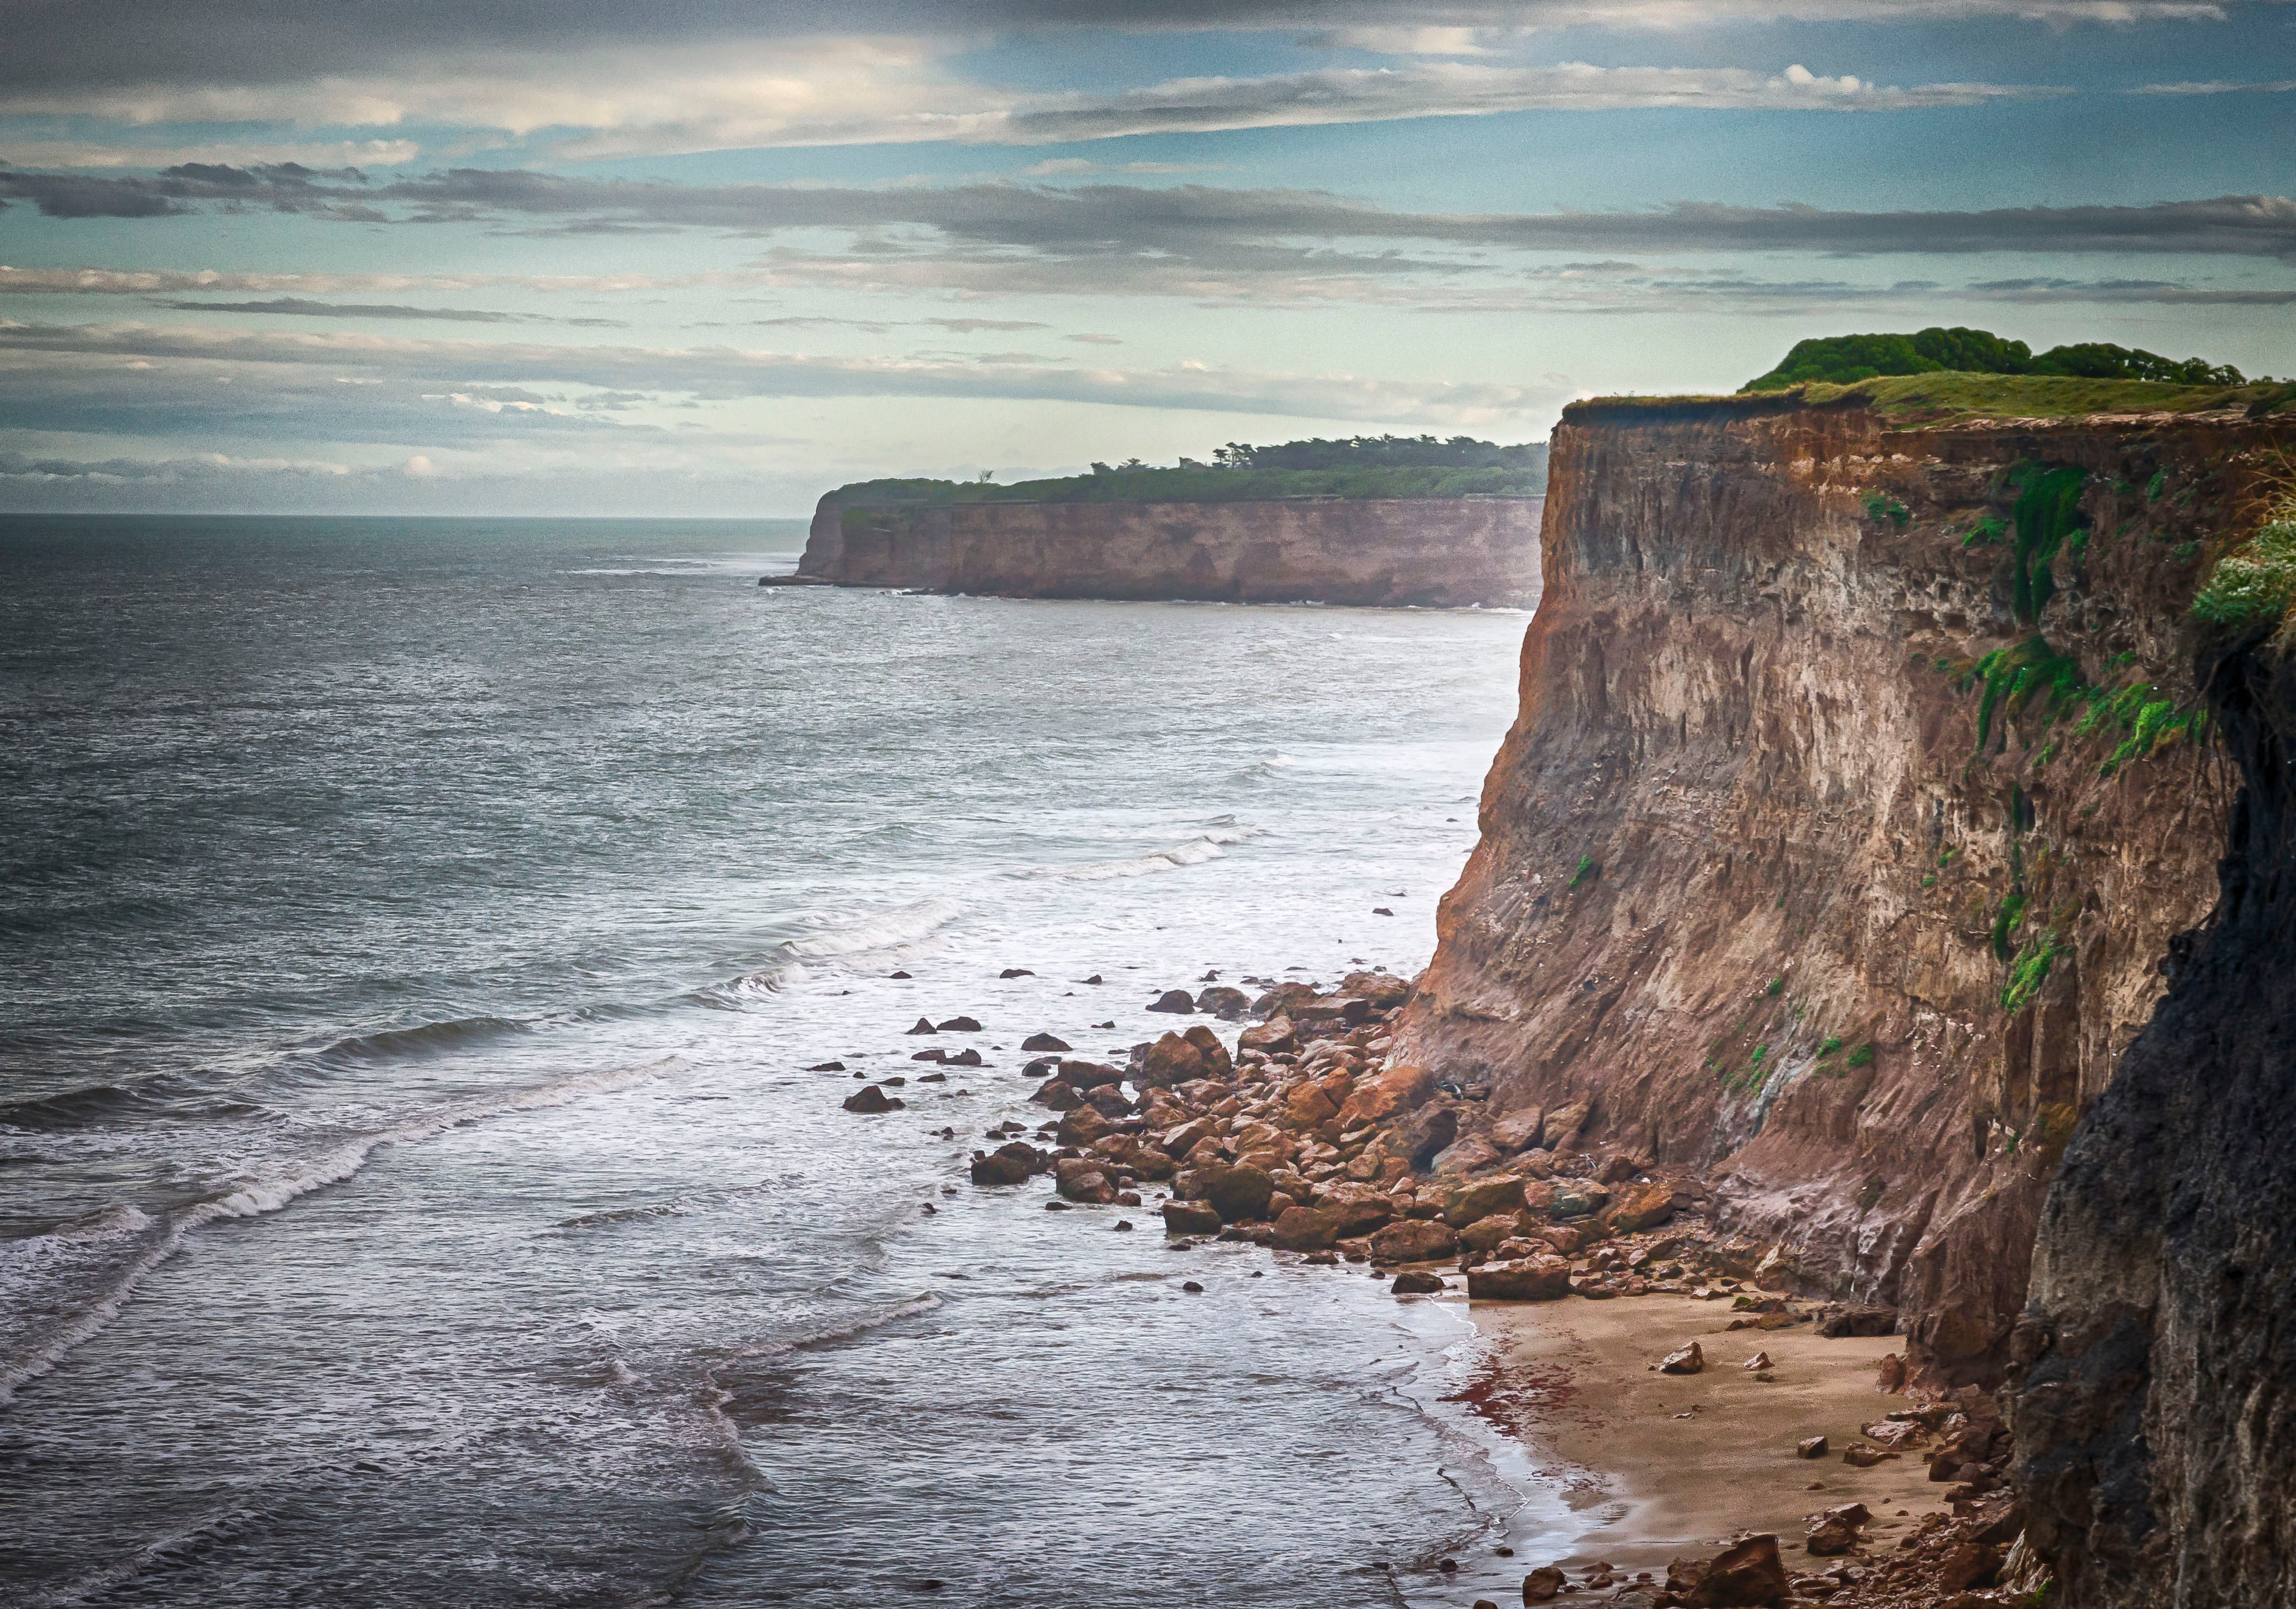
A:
[2010,634,2296,1606]
[1397,384,2295,1389]
[794,495,1542,607]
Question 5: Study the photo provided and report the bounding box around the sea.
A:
[0,515,1575,1608]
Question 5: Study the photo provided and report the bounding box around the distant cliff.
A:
[1397,378,2294,1393]
[794,494,1542,608]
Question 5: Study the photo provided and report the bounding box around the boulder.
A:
[1388,1102,1460,1171]
[944,1048,983,1068]
[1444,1175,1531,1226]
[1180,1025,1234,1078]
[1876,1353,1907,1394]
[1021,1032,1071,1053]
[1237,1015,1298,1054]
[1682,1534,1789,1607]
[1314,1183,1395,1238]
[1200,1163,1275,1223]
[1083,1084,1132,1118]
[1284,1082,1340,1128]
[1521,1565,1566,1601]
[905,1018,937,1035]
[1659,1341,1705,1375]
[1057,1168,1118,1204]
[1147,990,1196,1014]
[935,1016,983,1032]
[842,1085,903,1113]
[1196,986,1252,1020]
[1458,1213,1523,1253]
[1340,969,1411,1008]
[1540,1101,1591,1149]
[1433,1136,1504,1177]
[1490,1107,1545,1153]
[1158,1119,1212,1159]
[1605,1179,1677,1233]
[1031,1077,1082,1111]
[1468,1256,1571,1301]
[1059,1058,1125,1089]
[1336,1063,1437,1126]
[1391,1269,1446,1295]
[1796,1435,1829,1459]
[1271,1206,1340,1251]
[1817,1305,1899,1339]
[1161,1200,1222,1235]
[1251,981,1319,1019]
[1804,1521,1857,1556]
[1139,1032,1208,1086]
[1369,1219,1460,1262]
[1551,1183,1609,1220]
[1057,1105,1116,1147]
[1292,996,1371,1031]
[1841,1443,1889,1468]
[969,1143,1038,1185]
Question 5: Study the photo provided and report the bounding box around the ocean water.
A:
[0,515,1568,1608]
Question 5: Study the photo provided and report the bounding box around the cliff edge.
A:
[795,494,1542,607]
[1398,383,2294,1392]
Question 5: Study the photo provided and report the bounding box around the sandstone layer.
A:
[1397,392,2293,1387]
[2010,638,2296,1607]
[794,494,1541,607]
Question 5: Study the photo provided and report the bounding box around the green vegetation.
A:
[1991,891,2031,962]
[1963,637,2085,752]
[1856,1175,1886,1212]
[2002,928,2073,1013]
[2007,463,2089,623]
[826,434,1547,510]
[1961,515,2008,549]
[1818,1036,1844,1057]
[2147,471,2168,502]
[1802,373,2295,426]
[1863,491,1912,527]
[1845,1043,1875,1069]
[1741,326,2253,392]
[2193,488,2296,638]
[1765,976,1784,997]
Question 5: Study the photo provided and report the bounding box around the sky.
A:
[1,0,2292,515]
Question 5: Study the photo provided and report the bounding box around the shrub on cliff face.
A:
[1740,326,2248,392]
[2192,492,2296,639]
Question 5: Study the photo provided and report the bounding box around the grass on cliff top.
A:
[1800,372,2296,424]
[827,462,1547,507]
[1567,373,2296,427]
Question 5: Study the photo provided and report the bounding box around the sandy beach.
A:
[1457,1293,1958,1579]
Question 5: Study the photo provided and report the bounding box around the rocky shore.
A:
[833,965,2038,1609]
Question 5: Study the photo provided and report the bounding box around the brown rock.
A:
[1521,1565,1566,1602]
[1237,1015,1298,1054]
[1433,1136,1504,1176]
[1058,1058,1124,1089]
[1158,1119,1211,1159]
[1057,1104,1116,1146]
[969,1144,1036,1185]
[1340,969,1411,1008]
[1936,1543,2003,1592]
[842,1085,903,1113]
[1272,1205,1340,1251]
[1200,1163,1275,1223]
[934,1016,982,1032]
[1490,1106,1546,1152]
[1160,1200,1222,1235]
[1742,1350,1773,1371]
[905,1018,937,1035]
[1459,1213,1525,1253]
[1021,1032,1071,1053]
[1605,1178,1677,1233]
[1540,1101,1591,1150]
[1388,1101,1460,1170]
[1284,1082,1340,1128]
[1336,1063,1437,1127]
[1659,1340,1705,1375]
[1817,1305,1899,1338]
[1841,1443,1890,1468]
[1369,1219,1461,1262]
[1682,1534,1789,1607]
[1796,1435,1828,1459]
[1468,1256,1572,1301]
[1056,1168,1117,1204]
[1804,1521,1857,1556]
[1250,981,1318,1019]
[1443,1175,1528,1227]
[1083,1084,1131,1118]
[1195,986,1252,1020]
[1315,1182,1396,1238]
[1875,1353,1906,1394]
[1180,1025,1233,1077]
[1147,989,1196,1014]
[1391,1269,1446,1295]
[1138,1032,1206,1086]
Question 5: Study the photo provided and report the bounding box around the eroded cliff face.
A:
[796,495,1541,607]
[1399,395,2290,1384]
[2010,639,2296,1608]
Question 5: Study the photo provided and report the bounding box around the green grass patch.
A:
[1961,515,2008,549]
[2193,491,2296,638]
[1863,491,1912,527]
[2002,928,2073,1013]
[1569,854,1597,889]
[1845,1043,1875,1069]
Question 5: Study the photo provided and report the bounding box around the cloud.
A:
[0,318,1576,428]
[150,297,520,322]
[1016,158,1229,176]
[0,265,746,295]
[0,138,422,171]
[1300,26,1502,53]
[1066,332,1124,343]
[1961,275,2296,304]
[2127,77,2296,94]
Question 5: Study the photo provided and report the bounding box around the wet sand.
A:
[1458,1293,1958,1578]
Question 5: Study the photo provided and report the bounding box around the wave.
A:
[309,1013,531,1065]
[0,1056,682,1411]
[0,1073,209,1135]
[11,1502,270,1609]
[701,898,963,1004]
[1018,823,1263,882]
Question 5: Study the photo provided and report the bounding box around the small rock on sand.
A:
[1659,1340,1705,1375]
[1391,1270,1445,1295]
[1797,1434,1829,1459]
[1742,1350,1772,1371]
[1522,1565,1566,1601]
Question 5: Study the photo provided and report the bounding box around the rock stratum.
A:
[1397,389,2294,1419]
[793,493,1542,607]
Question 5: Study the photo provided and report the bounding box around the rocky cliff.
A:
[2010,630,2296,1607]
[1397,388,2294,1389]
[794,494,1541,607]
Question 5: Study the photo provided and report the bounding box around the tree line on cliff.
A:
[1742,326,2254,392]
